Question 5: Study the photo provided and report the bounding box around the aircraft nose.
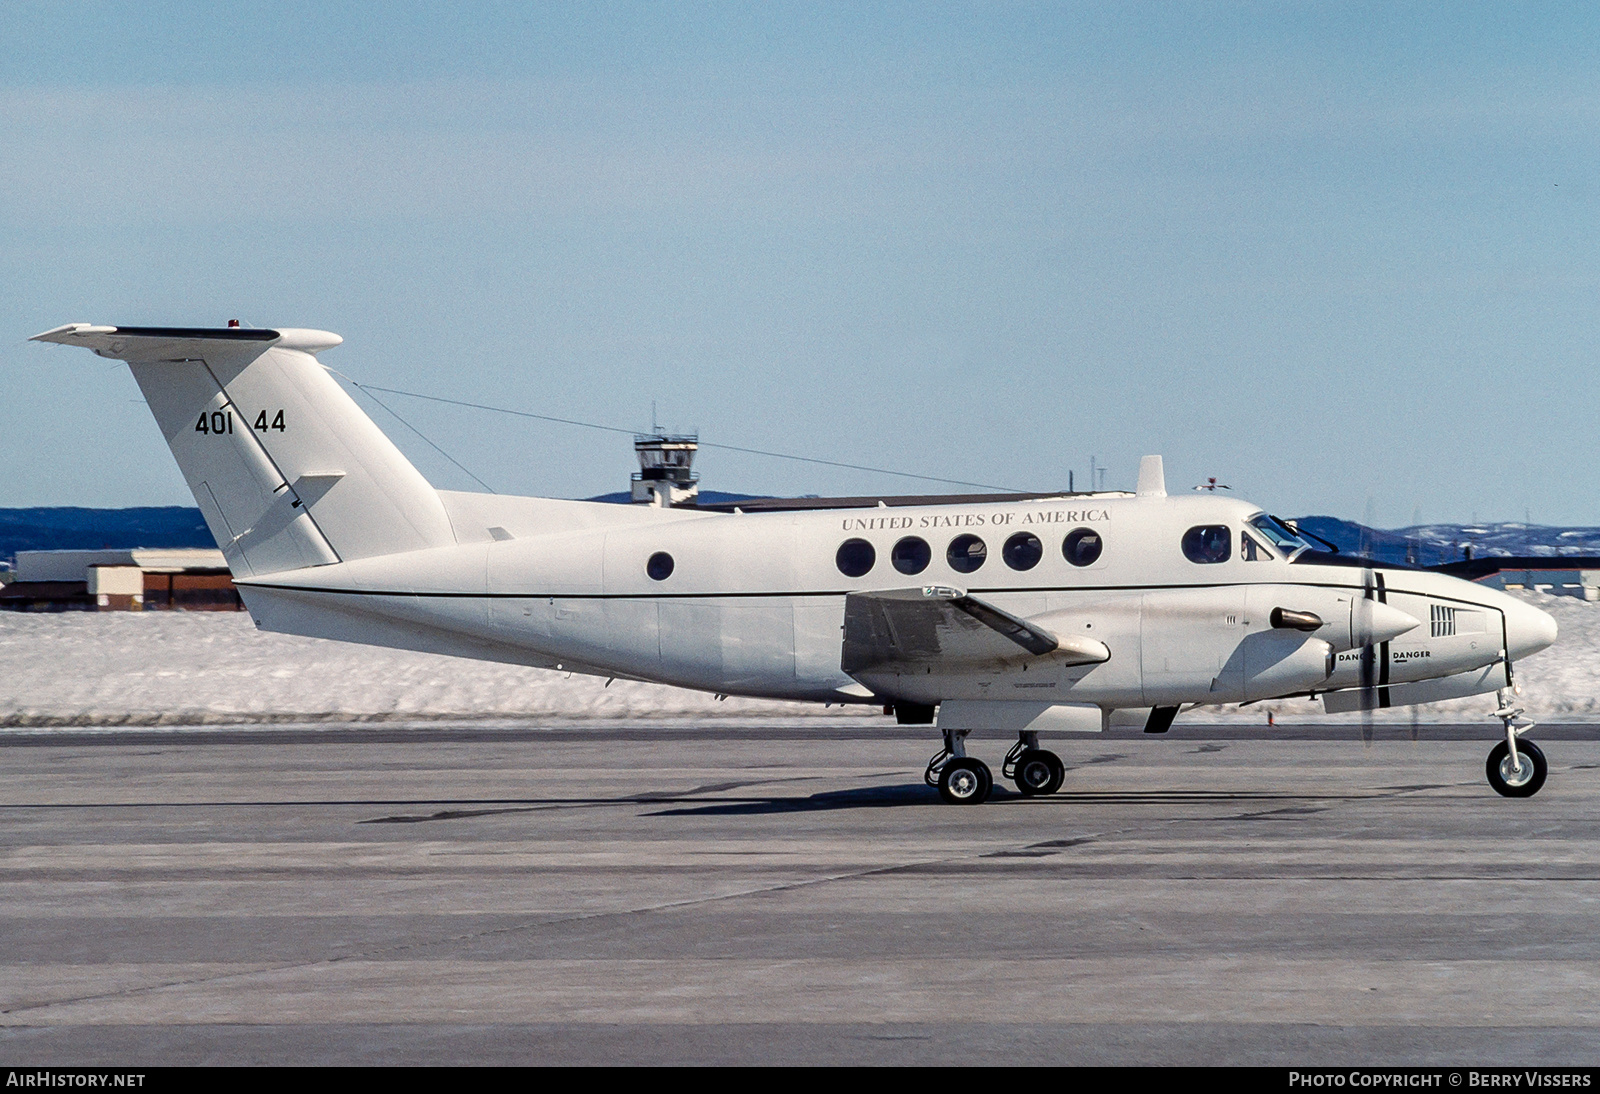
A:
[1503,597,1558,661]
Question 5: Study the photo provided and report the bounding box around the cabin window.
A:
[647,552,674,581]
[1002,532,1043,571]
[947,534,987,573]
[1062,527,1103,567]
[836,538,876,578]
[892,536,931,575]
[1182,525,1231,564]
[1241,533,1273,561]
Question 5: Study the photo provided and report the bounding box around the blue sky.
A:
[4,3,1597,525]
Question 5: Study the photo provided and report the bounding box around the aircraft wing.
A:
[842,586,1109,673]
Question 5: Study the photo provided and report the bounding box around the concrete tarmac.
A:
[2,722,1599,1066]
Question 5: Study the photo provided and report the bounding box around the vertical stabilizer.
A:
[32,324,456,576]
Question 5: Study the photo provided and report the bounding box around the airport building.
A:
[0,548,241,612]
[1475,565,1600,601]
[1438,556,1600,601]
[631,432,700,507]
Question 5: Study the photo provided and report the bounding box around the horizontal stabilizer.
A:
[31,324,341,361]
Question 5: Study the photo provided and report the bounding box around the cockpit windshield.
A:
[1249,514,1311,559]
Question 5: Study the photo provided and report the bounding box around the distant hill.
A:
[1291,516,1600,567]
[0,508,213,561]
[7,504,1600,570]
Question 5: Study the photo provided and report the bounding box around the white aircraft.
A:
[33,323,1561,803]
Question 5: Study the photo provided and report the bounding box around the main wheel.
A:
[938,757,993,805]
[1012,749,1065,796]
[1486,739,1547,798]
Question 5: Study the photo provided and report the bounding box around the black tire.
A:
[1012,749,1065,796]
[938,758,993,805]
[1486,739,1547,798]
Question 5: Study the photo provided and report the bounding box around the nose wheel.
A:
[1486,688,1547,798]
[1487,738,1546,798]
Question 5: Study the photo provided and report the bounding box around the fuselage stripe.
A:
[235,576,1498,614]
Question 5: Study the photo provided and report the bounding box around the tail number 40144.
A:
[193,410,285,435]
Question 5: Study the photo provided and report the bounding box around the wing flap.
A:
[842,586,1108,673]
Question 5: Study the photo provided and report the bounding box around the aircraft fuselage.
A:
[232,489,1554,716]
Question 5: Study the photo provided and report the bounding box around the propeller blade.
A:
[1360,568,1377,749]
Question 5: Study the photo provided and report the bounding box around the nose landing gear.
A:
[1486,688,1547,798]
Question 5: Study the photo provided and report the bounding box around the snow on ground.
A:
[0,611,865,727]
[0,591,1594,727]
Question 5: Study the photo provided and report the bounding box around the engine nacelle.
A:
[1241,635,1333,702]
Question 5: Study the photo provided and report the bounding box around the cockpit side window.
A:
[1249,514,1310,558]
[1241,532,1274,561]
[1182,525,1231,564]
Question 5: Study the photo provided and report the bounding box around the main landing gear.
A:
[925,730,1065,804]
[1486,689,1547,798]
[1003,732,1066,796]
[925,729,991,804]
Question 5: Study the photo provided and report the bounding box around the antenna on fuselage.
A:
[1135,455,1167,498]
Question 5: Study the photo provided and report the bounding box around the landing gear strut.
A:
[1486,687,1547,798]
[1003,732,1065,796]
[925,729,992,805]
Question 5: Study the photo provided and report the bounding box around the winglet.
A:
[1136,455,1166,497]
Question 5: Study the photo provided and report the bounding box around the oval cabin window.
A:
[1002,532,1043,571]
[1062,528,1103,567]
[947,534,987,574]
[1181,525,1231,564]
[647,552,675,581]
[892,536,931,575]
[836,538,876,577]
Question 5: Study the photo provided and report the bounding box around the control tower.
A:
[631,432,700,507]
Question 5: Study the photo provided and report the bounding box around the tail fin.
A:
[32,324,455,577]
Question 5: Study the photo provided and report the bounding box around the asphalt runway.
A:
[3,721,1600,1066]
